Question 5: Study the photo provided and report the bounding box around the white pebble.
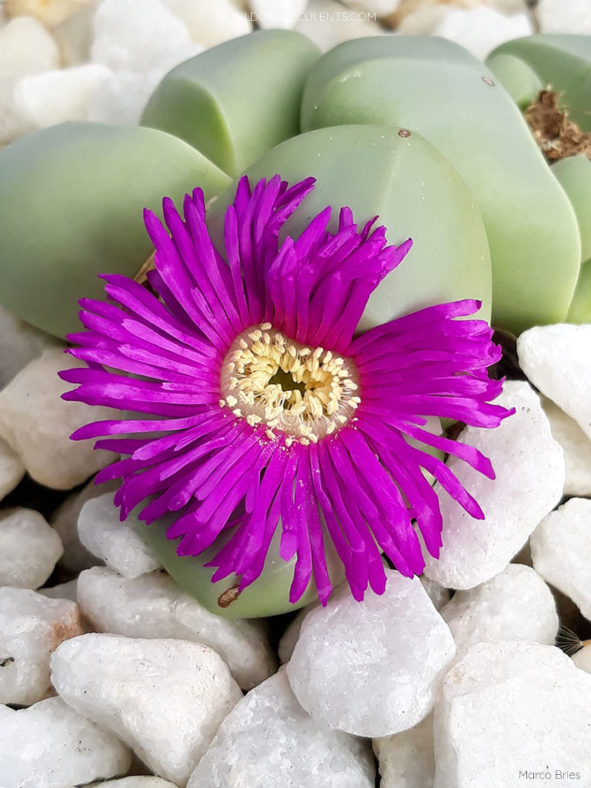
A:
[339,0,400,15]
[373,713,434,788]
[0,349,117,490]
[537,0,591,34]
[4,0,97,30]
[573,643,591,674]
[77,566,276,690]
[518,324,591,442]
[249,0,308,29]
[434,641,591,787]
[423,381,564,589]
[0,508,63,589]
[51,633,242,784]
[14,64,111,130]
[440,564,558,660]
[433,7,533,60]
[542,396,591,497]
[91,0,193,72]
[0,588,83,705]
[287,571,455,737]
[0,17,60,83]
[531,498,591,619]
[163,0,252,47]
[78,493,161,578]
[0,437,24,502]
[187,669,376,788]
[0,696,132,788]
[88,779,179,788]
[295,0,384,51]
[0,305,62,390]
[50,477,111,573]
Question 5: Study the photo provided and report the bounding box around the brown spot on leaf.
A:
[217,585,242,608]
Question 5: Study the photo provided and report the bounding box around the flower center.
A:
[219,323,360,445]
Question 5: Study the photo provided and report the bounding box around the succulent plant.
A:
[0,30,587,617]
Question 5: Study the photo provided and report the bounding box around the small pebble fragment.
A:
[373,713,434,788]
[440,564,558,660]
[77,566,276,690]
[0,350,117,490]
[250,0,309,29]
[542,397,591,497]
[14,63,111,129]
[0,508,63,589]
[518,324,591,442]
[0,696,132,788]
[423,381,564,589]
[0,305,61,390]
[187,669,376,788]
[295,0,384,51]
[433,6,532,60]
[531,497,591,620]
[0,587,83,705]
[0,436,25,502]
[162,0,252,47]
[536,0,591,34]
[78,492,161,579]
[51,633,242,784]
[5,0,97,30]
[434,642,591,787]
[287,571,455,737]
[0,17,60,83]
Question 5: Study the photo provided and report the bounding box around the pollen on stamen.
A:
[219,325,360,443]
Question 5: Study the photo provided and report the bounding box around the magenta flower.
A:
[61,175,513,606]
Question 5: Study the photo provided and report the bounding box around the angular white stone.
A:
[420,576,451,611]
[91,0,193,72]
[433,7,532,60]
[51,633,242,784]
[373,713,434,788]
[250,0,308,29]
[0,696,132,788]
[423,381,564,589]
[89,779,179,788]
[440,564,558,660]
[295,0,384,51]
[5,0,97,30]
[0,508,63,589]
[518,324,591,441]
[78,493,161,578]
[77,566,276,690]
[0,436,24,502]
[278,604,318,664]
[14,64,111,129]
[573,643,591,674]
[531,497,591,619]
[537,0,591,34]
[187,669,375,788]
[39,579,78,603]
[0,350,117,490]
[50,477,112,573]
[163,0,252,47]
[0,17,60,83]
[287,571,455,737]
[0,588,83,705]
[542,396,591,497]
[434,641,591,787]
[0,305,62,390]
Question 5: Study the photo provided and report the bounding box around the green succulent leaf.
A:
[300,35,581,334]
[0,122,230,338]
[485,52,544,109]
[141,30,321,177]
